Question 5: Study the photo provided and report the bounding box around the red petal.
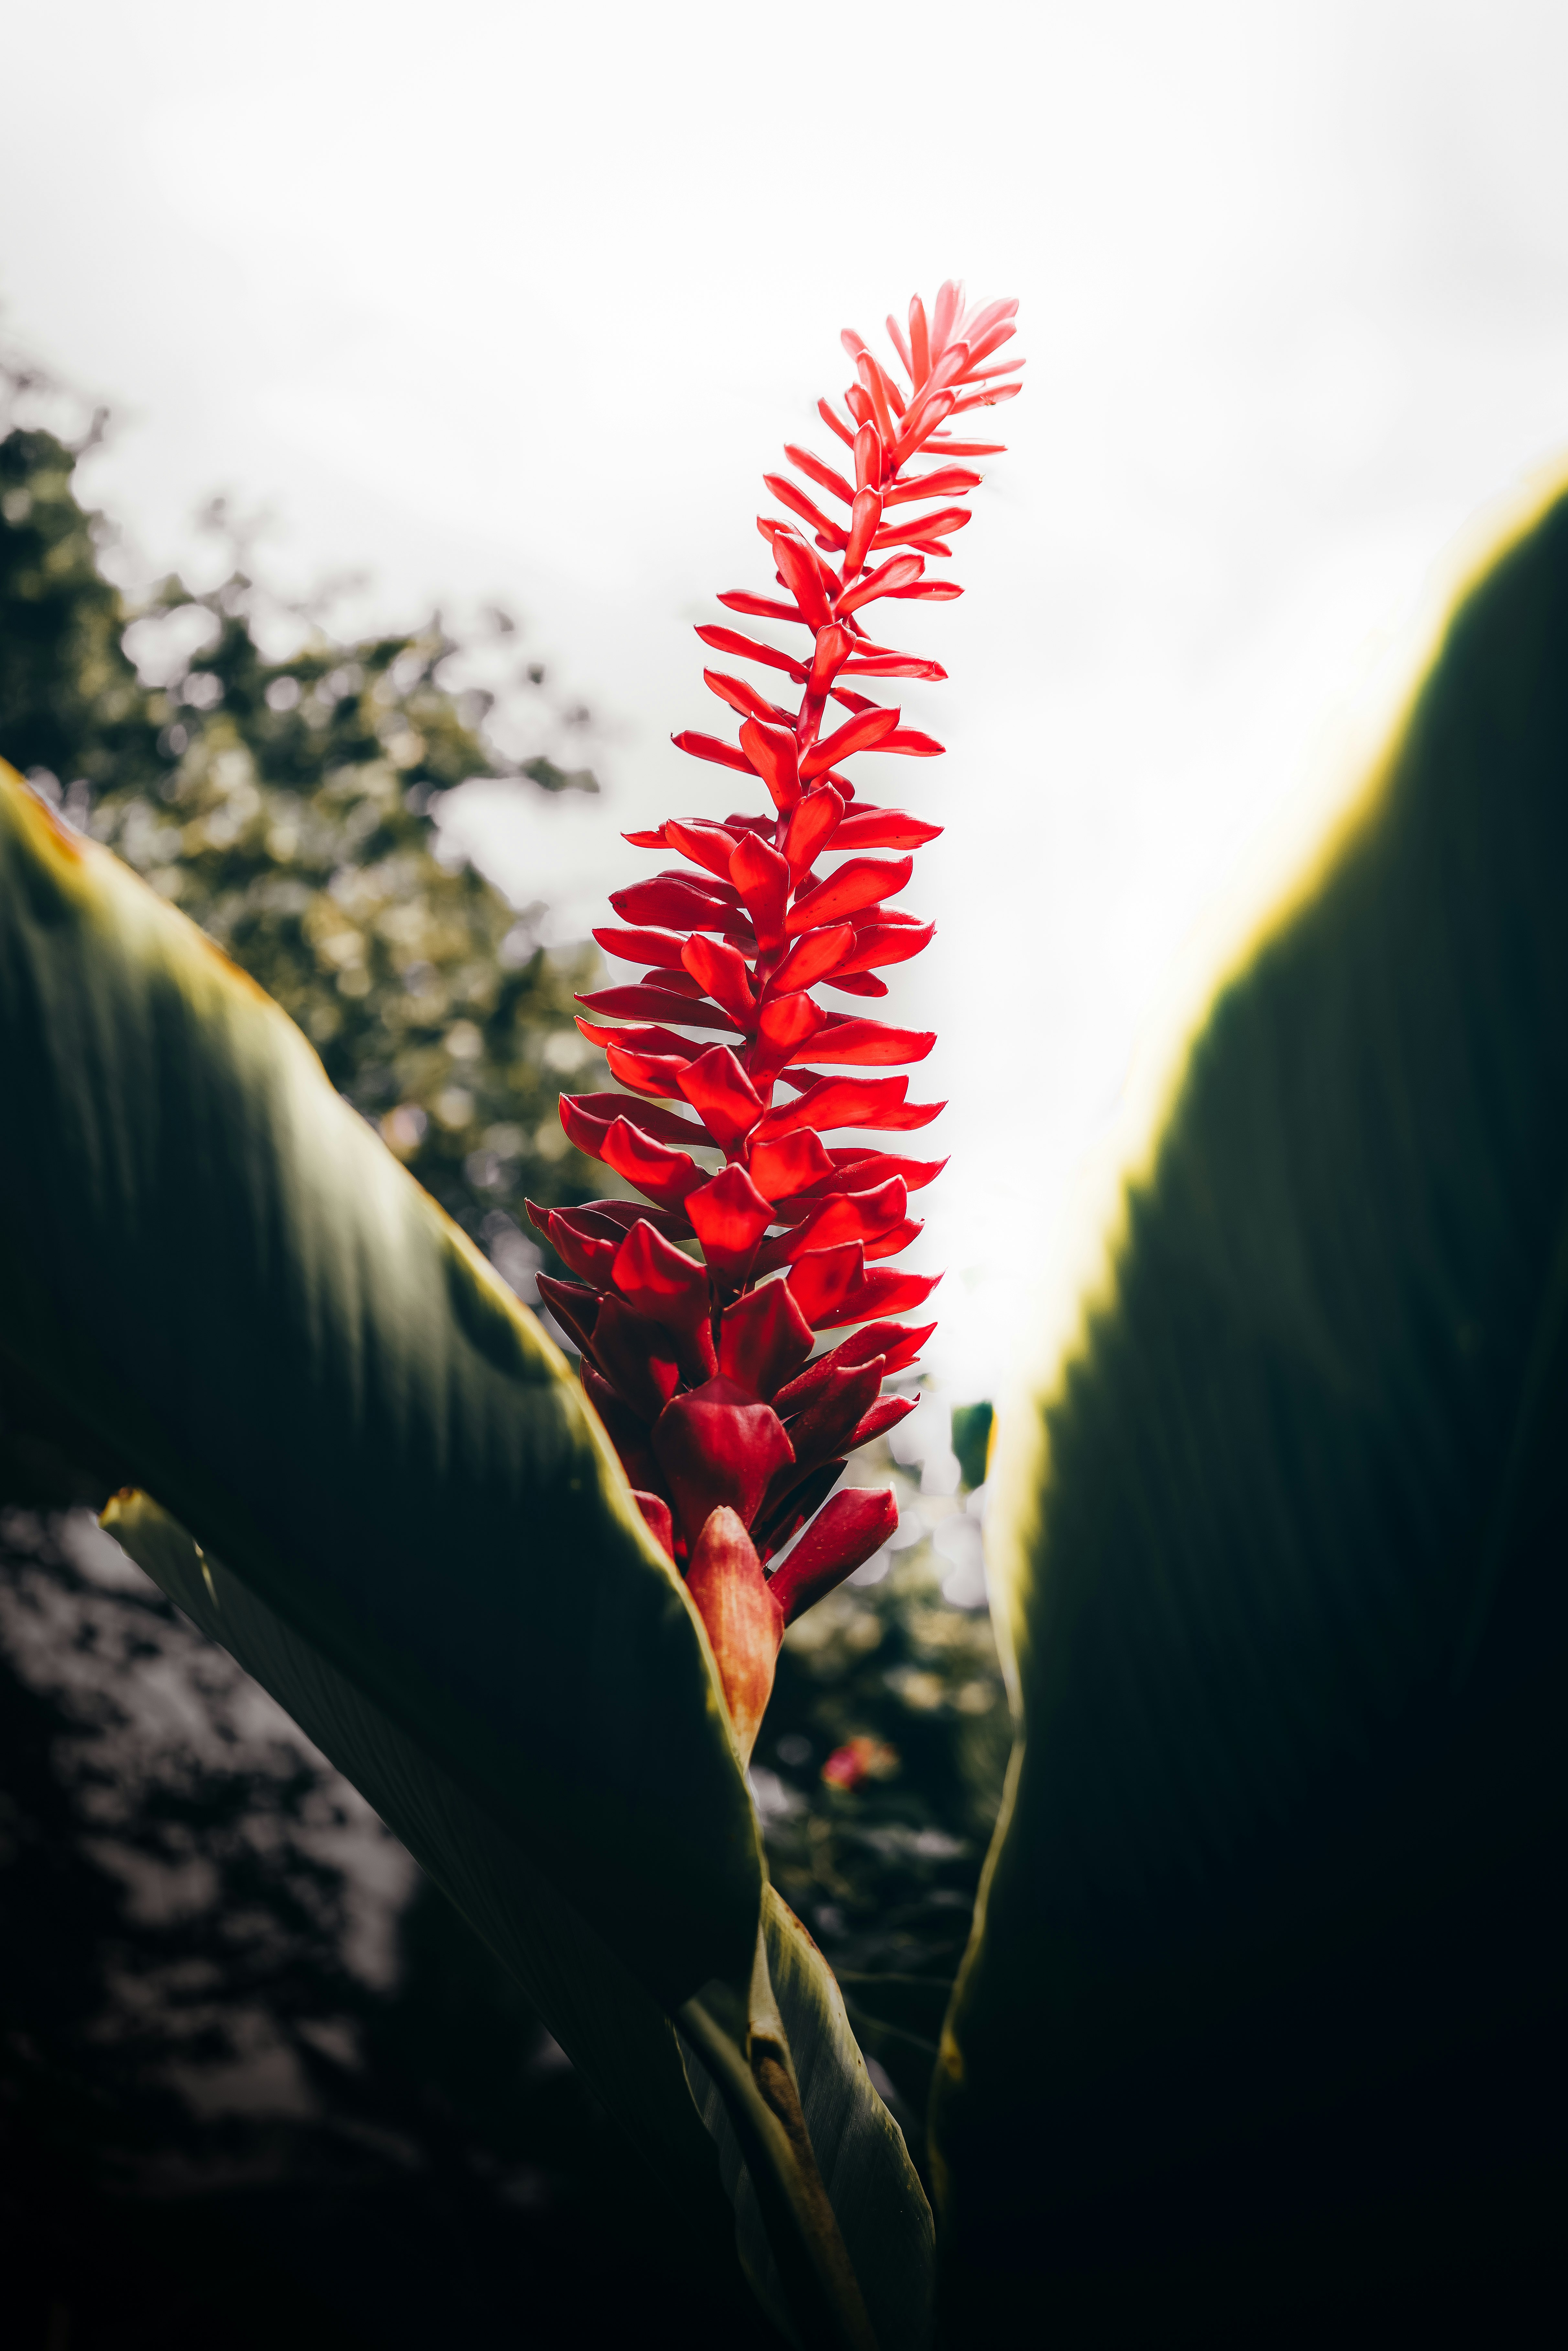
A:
[831,809,941,851]
[683,1505,784,1763]
[594,925,688,971]
[751,1073,915,1142]
[775,1174,907,1259]
[799,704,898,785]
[832,1317,936,1378]
[776,1356,886,1479]
[534,1274,599,1356]
[908,294,931,385]
[959,295,1018,346]
[598,1117,707,1211]
[681,934,756,1027]
[763,474,848,550]
[622,827,669,848]
[855,352,897,444]
[817,395,856,447]
[718,591,813,626]
[832,921,936,977]
[576,986,742,1033]
[591,1293,684,1420]
[885,311,914,381]
[872,507,971,550]
[641,968,706,997]
[884,467,983,504]
[806,623,853,697]
[728,830,791,950]
[580,1017,703,1058]
[604,1044,696,1100]
[746,1130,836,1202]
[666,817,742,879]
[853,422,883,494]
[632,1489,675,1561]
[769,922,854,994]
[925,335,973,396]
[838,654,948,682]
[770,529,836,631]
[845,486,883,577]
[773,1320,927,1410]
[755,991,826,1072]
[717,1279,815,1397]
[704,673,792,730]
[611,1218,710,1331]
[862,1216,924,1261]
[846,1394,917,1449]
[817,1265,942,1328]
[739,716,801,813]
[686,1163,773,1282]
[951,382,1022,413]
[870,729,945,766]
[921,438,1007,457]
[560,1093,706,1151]
[784,443,854,508]
[786,854,912,934]
[574,1197,689,1236]
[695,624,807,679]
[672,729,754,774]
[882,581,964,603]
[766,1488,899,1624]
[584,1366,661,1478]
[790,1015,934,1068]
[781,785,846,883]
[794,1151,946,1200]
[610,877,734,931]
[834,554,924,620]
[754,1459,846,1560]
[538,1210,619,1289]
[866,352,906,416]
[677,1044,766,1149]
[784,1242,864,1326]
[890,388,959,465]
[652,1378,795,1550]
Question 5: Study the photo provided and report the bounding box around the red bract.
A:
[547,284,1020,1759]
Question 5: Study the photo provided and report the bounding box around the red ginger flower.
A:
[532,283,1023,1758]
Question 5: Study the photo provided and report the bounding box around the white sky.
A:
[5,0,1568,1404]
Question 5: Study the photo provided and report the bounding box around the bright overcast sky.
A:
[5,0,1568,1406]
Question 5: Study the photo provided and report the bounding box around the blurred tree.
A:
[0,357,603,1284]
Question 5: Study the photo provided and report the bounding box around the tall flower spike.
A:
[549,285,1021,1759]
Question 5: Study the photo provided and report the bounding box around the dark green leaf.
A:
[933,478,1568,2335]
[0,764,759,2006]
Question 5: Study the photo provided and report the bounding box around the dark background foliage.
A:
[0,363,1007,2346]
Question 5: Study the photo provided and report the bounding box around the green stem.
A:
[677,1931,880,2351]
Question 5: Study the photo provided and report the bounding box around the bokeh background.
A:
[4,1,1568,2342]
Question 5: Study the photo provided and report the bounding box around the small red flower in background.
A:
[532,283,1022,1757]
[822,1736,901,1792]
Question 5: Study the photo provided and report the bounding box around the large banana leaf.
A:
[932,473,1568,2338]
[0,767,929,2348]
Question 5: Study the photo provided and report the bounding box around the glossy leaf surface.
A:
[933,479,1568,2335]
[0,764,760,2008]
[106,1490,735,2236]
[685,1887,934,2350]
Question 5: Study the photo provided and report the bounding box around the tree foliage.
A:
[0,364,600,1271]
